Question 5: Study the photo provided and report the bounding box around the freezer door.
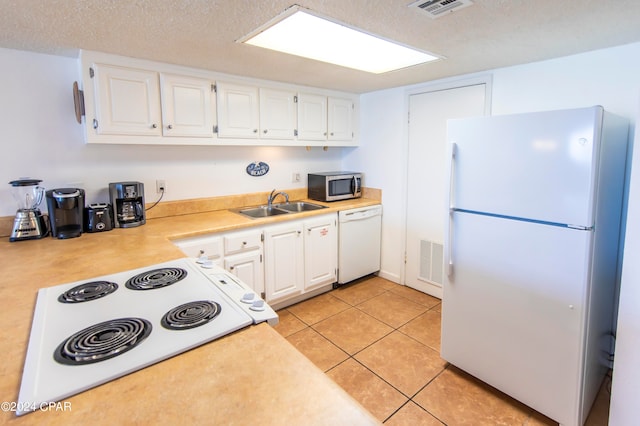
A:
[442,212,592,425]
[448,106,602,226]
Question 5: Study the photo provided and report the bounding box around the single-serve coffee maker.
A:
[46,188,85,239]
[109,182,146,228]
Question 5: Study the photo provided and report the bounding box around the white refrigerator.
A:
[442,106,628,426]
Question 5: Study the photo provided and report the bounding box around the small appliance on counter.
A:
[84,203,113,232]
[9,178,49,242]
[308,172,362,202]
[109,182,146,228]
[46,188,85,239]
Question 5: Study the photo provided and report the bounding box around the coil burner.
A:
[54,317,152,365]
[161,300,222,330]
[125,267,187,290]
[58,281,119,303]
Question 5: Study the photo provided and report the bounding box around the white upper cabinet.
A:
[259,88,296,139]
[216,81,260,138]
[297,93,328,141]
[81,51,357,146]
[160,73,214,137]
[297,93,355,143]
[328,97,354,141]
[92,64,162,136]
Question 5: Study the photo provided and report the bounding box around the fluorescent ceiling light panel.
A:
[240,8,441,74]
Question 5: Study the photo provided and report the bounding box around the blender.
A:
[9,179,48,241]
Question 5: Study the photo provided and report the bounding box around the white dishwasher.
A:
[338,205,382,285]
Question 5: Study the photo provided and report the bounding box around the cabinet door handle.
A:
[263,129,268,134]
[167,124,173,129]
[253,129,258,133]
[151,123,157,129]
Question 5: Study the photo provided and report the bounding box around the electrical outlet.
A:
[292,172,301,183]
[156,179,166,193]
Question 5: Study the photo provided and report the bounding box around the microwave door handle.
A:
[352,176,359,196]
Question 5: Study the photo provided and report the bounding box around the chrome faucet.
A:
[267,189,289,207]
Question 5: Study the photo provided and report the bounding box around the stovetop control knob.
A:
[250,299,265,312]
[196,251,208,264]
[241,292,255,304]
[201,260,215,269]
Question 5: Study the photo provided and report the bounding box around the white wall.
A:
[610,97,640,425]
[349,41,640,283]
[0,47,343,216]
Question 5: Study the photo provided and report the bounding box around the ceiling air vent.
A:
[408,0,474,19]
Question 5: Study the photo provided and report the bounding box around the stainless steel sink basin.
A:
[234,201,327,218]
[274,202,327,212]
[236,206,289,218]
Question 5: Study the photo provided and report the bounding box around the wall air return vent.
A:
[408,0,474,19]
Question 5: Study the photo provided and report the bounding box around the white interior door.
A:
[405,83,487,297]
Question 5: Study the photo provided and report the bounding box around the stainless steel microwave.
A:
[308,172,362,202]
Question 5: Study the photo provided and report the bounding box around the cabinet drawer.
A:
[174,235,223,260]
[224,231,262,255]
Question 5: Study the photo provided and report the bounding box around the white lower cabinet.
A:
[173,228,264,295]
[224,252,264,295]
[174,213,338,306]
[173,234,223,266]
[304,215,337,291]
[222,229,264,295]
[264,221,305,303]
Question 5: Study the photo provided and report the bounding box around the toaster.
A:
[84,203,114,232]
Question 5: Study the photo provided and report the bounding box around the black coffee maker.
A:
[109,182,146,228]
[46,188,85,239]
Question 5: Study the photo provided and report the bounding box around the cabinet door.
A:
[264,222,304,302]
[259,88,296,139]
[297,93,327,141]
[216,81,259,138]
[160,74,214,137]
[92,64,162,136]
[304,215,338,291]
[225,252,264,295]
[328,97,353,141]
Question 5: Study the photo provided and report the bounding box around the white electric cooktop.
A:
[17,258,277,416]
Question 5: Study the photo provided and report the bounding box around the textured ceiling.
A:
[1,0,640,93]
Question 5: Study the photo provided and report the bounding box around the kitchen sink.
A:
[236,206,290,218]
[234,202,327,218]
[274,202,327,212]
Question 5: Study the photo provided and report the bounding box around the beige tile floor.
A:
[273,276,611,425]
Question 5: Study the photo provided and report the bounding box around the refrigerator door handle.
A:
[446,142,457,277]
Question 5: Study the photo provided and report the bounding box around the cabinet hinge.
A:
[212,84,217,93]
[260,254,263,263]
[261,292,266,300]
[294,129,298,137]
[92,119,99,129]
[294,95,298,103]
[213,125,218,133]
[261,233,264,242]
[89,67,94,78]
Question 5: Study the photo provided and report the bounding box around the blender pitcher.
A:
[11,179,45,210]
